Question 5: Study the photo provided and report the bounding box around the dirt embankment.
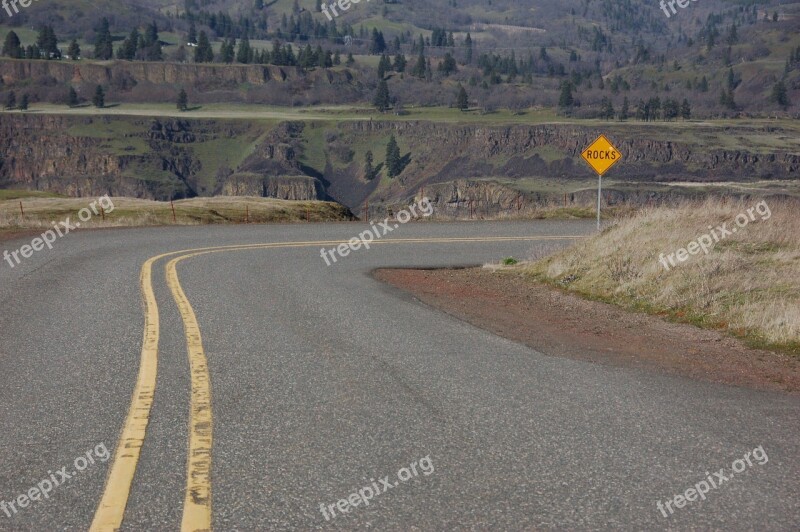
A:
[376,267,800,394]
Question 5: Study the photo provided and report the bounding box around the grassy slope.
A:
[521,199,800,354]
[0,196,352,235]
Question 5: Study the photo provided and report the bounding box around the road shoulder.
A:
[374,267,800,395]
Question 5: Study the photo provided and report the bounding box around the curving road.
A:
[0,221,798,531]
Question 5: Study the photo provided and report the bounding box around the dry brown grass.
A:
[0,196,353,234]
[522,198,800,353]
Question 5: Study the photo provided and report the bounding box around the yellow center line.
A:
[91,234,585,532]
[167,253,214,532]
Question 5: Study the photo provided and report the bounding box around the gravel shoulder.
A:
[375,267,800,395]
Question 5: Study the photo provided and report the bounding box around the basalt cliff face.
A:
[0,115,796,216]
[0,59,361,104]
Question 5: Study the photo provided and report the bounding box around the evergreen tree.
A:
[771,80,790,108]
[456,84,469,111]
[2,31,23,59]
[393,53,406,73]
[363,150,374,180]
[346,52,355,66]
[727,68,736,90]
[177,88,189,111]
[663,98,679,121]
[719,89,736,110]
[464,33,473,64]
[558,81,574,109]
[369,28,386,54]
[680,99,692,120]
[120,28,140,61]
[373,79,391,112]
[187,22,197,45]
[68,86,79,107]
[377,54,391,79]
[412,52,426,78]
[438,52,457,76]
[67,39,81,60]
[143,22,162,61]
[236,36,251,64]
[94,18,114,60]
[619,97,630,121]
[5,91,16,110]
[93,85,105,108]
[36,26,60,59]
[194,31,214,63]
[600,97,614,120]
[18,93,28,110]
[385,135,402,177]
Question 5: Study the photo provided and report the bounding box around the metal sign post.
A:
[580,134,623,231]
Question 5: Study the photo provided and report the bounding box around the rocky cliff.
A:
[1,114,797,215]
[0,59,361,104]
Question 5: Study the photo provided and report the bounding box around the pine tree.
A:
[5,91,16,110]
[143,22,162,61]
[393,53,406,73]
[36,26,59,59]
[370,28,386,54]
[464,33,473,64]
[771,80,790,108]
[412,52,426,78]
[456,84,469,111]
[363,151,374,180]
[93,85,105,108]
[377,54,390,79]
[94,18,114,60]
[619,97,629,121]
[120,28,140,61]
[600,97,614,120]
[680,99,692,120]
[67,39,81,60]
[385,135,402,177]
[177,89,189,111]
[558,81,574,109]
[68,86,79,107]
[18,93,28,110]
[236,36,251,64]
[187,22,197,45]
[438,53,457,76]
[373,79,391,112]
[2,31,23,59]
[194,31,214,63]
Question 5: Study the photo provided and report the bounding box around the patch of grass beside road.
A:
[0,196,353,238]
[519,198,800,355]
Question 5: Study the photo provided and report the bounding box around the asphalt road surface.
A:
[0,221,797,531]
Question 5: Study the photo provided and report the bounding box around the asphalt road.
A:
[0,221,797,531]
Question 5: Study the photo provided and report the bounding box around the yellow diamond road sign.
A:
[581,134,622,176]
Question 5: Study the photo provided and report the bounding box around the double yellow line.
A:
[89,235,581,531]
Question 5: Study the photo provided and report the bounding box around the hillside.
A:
[0,110,797,216]
[0,0,797,117]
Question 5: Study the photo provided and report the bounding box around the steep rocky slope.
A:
[0,114,797,217]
